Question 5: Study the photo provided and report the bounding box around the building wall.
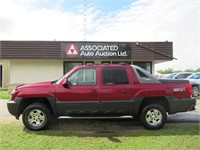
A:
[10,60,63,85]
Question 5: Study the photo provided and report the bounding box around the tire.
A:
[140,104,167,130]
[22,103,51,131]
[192,86,199,97]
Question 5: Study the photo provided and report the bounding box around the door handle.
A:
[91,90,97,93]
[122,89,129,93]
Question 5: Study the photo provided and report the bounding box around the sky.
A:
[0,0,199,71]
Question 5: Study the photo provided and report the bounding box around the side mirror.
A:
[63,79,71,88]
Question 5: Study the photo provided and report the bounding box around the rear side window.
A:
[136,69,150,80]
[176,74,191,79]
[131,65,160,83]
[102,68,129,85]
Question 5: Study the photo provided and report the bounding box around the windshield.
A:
[187,73,200,79]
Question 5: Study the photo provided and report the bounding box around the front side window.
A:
[68,69,96,86]
[102,68,129,85]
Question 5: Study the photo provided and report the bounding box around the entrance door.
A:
[0,65,2,87]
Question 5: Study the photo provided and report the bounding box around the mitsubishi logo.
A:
[65,44,79,58]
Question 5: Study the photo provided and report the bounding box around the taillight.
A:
[185,83,193,97]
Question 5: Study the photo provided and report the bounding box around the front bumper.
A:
[7,98,21,119]
[168,97,196,114]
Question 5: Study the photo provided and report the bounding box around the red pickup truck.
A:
[7,64,196,130]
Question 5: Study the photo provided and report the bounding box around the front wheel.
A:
[22,103,51,131]
[140,104,167,130]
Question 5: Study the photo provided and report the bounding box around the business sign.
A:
[61,42,132,59]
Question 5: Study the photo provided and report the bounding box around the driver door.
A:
[55,68,99,116]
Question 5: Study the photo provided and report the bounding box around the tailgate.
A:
[159,79,192,99]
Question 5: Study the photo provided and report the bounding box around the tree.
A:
[195,68,200,72]
[184,69,195,72]
[157,68,174,74]
[157,68,200,74]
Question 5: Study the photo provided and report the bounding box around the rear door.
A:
[99,67,133,115]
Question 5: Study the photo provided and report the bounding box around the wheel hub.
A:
[27,109,46,127]
[146,109,162,126]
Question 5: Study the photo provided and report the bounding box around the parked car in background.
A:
[166,73,177,79]
[166,72,192,79]
[186,73,200,97]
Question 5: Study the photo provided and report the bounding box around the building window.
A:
[102,68,129,85]
[85,61,94,65]
[112,61,131,64]
[68,69,96,86]
[133,62,152,74]
[101,61,110,64]
[64,61,83,74]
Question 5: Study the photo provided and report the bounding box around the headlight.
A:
[11,89,17,95]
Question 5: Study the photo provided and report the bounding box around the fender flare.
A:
[46,97,58,117]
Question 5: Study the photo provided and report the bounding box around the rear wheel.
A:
[22,103,51,131]
[192,86,199,97]
[140,104,167,130]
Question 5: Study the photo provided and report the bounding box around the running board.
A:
[58,116,133,119]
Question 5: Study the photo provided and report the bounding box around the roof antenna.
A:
[83,0,87,41]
